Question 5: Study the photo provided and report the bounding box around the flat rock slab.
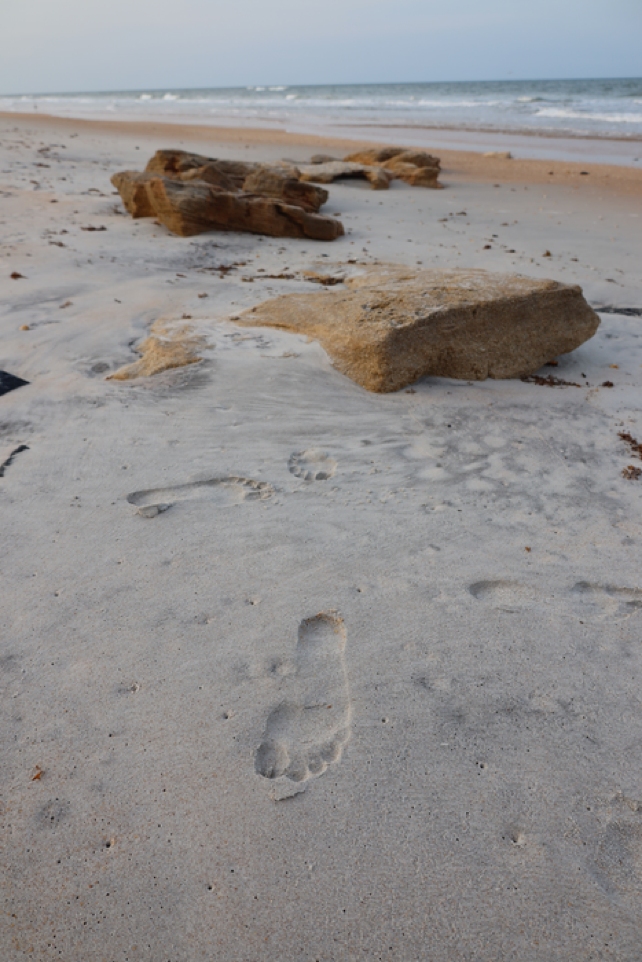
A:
[0,371,29,397]
[236,266,600,392]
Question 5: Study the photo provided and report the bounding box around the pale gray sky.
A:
[1,0,640,94]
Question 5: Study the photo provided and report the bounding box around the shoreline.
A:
[339,120,642,143]
[6,108,642,143]
[3,110,641,199]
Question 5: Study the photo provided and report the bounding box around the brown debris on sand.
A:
[622,465,642,480]
[235,266,600,393]
[619,431,642,459]
[112,149,343,240]
[521,373,581,387]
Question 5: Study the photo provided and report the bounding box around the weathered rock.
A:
[235,266,600,392]
[383,149,440,171]
[299,161,391,190]
[110,170,159,217]
[145,177,344,240]
[242,168,328,212]
[343,147,442,187]
[107,321,205,380]
[145,149,216,175]
[384,161,442,188]
[178,164,237,191]
[145,150,260,188]
[214,159,270,187]
[344,147,405,164]
[309,154,339,164]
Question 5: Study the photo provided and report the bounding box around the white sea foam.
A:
[536,107,642,124]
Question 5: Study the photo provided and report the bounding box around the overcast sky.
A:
[2,0,640,94]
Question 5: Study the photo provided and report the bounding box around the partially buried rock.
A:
[146,177,343,240]
[235,266,600,393]
[299,161,391,190]
[107,321,205,380]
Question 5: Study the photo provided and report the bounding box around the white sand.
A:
[2,114,642,961]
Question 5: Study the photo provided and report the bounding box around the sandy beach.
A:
[2,110,642,961]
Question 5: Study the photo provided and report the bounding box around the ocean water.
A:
[3,78,642,141]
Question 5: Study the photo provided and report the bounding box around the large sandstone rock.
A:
[145,177,344,240]
[242,168,328,212]
[299,161,391,190]
[235,266,600,392]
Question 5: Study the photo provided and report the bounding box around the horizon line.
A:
[2,75,641,99]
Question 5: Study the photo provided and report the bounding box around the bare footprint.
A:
[128,476,273,517]
[288,449,337,481]
[469,580,538,611]
[571,582,642,620]
[594,812,642,912]
[255,612,351,794]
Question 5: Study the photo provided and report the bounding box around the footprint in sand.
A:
[593,797,642,913]
[255,612,351,792]
[288,449,337,482]
[571,582,642,620]
[469,580,539,612]
[127,476,273,517]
